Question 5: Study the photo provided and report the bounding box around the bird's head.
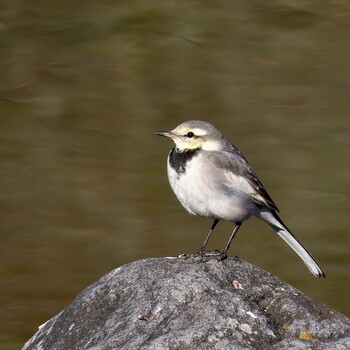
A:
[154,120,225,152]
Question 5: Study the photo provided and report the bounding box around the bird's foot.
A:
[195,248,205,257]
[217,251,228,262]
[217,253,240,262]
[180,250,227,263]
[195,249,221,258]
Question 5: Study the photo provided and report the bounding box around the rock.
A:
[22,256,350,350]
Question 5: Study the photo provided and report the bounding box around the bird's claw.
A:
[196,249,221,258]
[217,251,228,262]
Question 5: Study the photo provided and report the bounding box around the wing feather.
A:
[207,147,279,212]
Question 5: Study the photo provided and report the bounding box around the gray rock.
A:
[23,256,350,350]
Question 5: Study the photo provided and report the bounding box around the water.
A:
[1,1,349,348]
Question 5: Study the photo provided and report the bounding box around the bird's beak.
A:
[153,130,175,138]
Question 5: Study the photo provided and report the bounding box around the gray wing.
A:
[207,147,279,212]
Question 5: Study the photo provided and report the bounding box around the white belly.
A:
[167,152,255,223]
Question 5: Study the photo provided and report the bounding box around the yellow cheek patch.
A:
[187,138,202,149]
[175,138,202,151]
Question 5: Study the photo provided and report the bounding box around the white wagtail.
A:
[154,120,325,277]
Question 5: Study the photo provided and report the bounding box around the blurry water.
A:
[0,1,349,348]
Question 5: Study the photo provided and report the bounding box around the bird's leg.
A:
[197,219,219,256]
[218,222,242,261]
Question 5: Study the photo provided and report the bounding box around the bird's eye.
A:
[186,132,194,138]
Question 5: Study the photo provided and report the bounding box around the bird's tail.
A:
[256,209,325,278]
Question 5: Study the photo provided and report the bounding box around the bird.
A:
[154,120,325,278]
